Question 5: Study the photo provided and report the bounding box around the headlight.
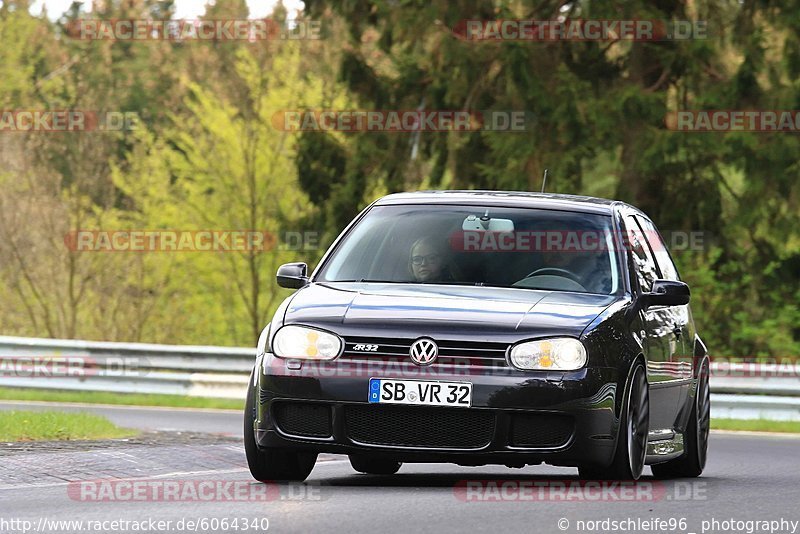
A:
[272,325,343,360]
[508,338,587,371]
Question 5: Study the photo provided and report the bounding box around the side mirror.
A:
[642,279,690,308]
[277,262,309,289]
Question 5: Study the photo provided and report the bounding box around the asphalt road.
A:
[1,403,800,534]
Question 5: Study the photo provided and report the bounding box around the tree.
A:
[112,42,345,344]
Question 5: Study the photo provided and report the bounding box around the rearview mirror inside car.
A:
[462,214,515,232]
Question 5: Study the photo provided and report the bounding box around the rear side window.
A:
[635,216,680,281]
[624,215,659,292]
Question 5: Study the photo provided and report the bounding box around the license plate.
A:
[368,378,473,407]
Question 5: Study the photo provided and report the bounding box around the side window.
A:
[624,215,659,292]
[636,216,680,281]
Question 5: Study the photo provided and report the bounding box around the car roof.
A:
[373,190,641,217]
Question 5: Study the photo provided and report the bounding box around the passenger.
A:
[409,236,454,283]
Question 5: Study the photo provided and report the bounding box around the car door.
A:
[635,217,693,375]
[635,216,696,414]
[623,215,681,431]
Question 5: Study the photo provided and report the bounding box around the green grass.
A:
[0,410,136,442]
[0,388,242,410]
[712,418,800,434]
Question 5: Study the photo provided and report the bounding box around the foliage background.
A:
[0,0,797,360]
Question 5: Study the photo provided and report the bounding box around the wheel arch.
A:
[693,334,709,379]
[608,352,648,455]
[615,352,647,417]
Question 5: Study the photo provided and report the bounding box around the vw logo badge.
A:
[409,338,438,366]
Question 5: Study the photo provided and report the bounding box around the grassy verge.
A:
[0,387,242,410]
[0,410,136,441]
[712,418,800,434]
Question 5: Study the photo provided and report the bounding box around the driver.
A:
[537,249,610,293]
[409,236,454,283]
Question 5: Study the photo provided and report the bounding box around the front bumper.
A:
[254,354,621,468]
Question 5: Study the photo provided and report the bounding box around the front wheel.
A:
[244,372,317,482]
[579,361,649,480]
[651,357,710,479]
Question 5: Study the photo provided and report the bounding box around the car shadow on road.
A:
[305,470,726,490]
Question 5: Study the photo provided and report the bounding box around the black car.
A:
[244,191,710,481]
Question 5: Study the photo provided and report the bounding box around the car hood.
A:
[282,282,617,339]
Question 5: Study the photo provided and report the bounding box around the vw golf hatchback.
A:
[244,191,710,482]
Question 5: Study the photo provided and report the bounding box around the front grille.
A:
[509,413,573,448]
[342,336,509,366]
[273,402,332,438]
[345,404,495,449]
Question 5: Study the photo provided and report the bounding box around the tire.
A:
[651,357,710,479]
[579,361,649,480]
[244,371,317,482]
[349,455,402,475]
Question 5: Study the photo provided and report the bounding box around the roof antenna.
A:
[541,168,549,193]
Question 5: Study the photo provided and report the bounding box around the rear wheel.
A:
[349,455,402,475]
[579,361,649,480]
[244,372,317,482]
[651,357,710,479]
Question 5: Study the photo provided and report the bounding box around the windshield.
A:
[317,205,621,295]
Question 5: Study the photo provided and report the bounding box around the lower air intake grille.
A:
[509,413,573,447]
[345,405,495,449]
[273,402,332,438]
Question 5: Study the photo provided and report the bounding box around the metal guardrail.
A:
[0,335,253,399]
[711,394,800,422]
[1,335,799,420]
[708,362,800,421]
